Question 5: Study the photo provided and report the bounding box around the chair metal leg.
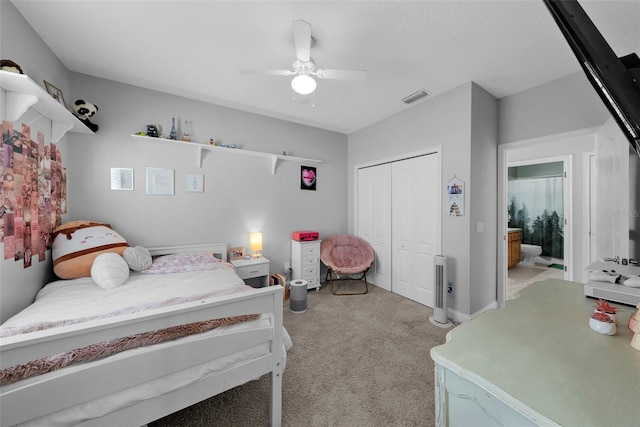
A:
[329,268,369,296]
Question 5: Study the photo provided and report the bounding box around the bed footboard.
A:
[1,285,284,427]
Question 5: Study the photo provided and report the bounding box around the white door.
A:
[595,118,630,260]
[392,154,439,307]
[357,164,392,291]
[588,153,597,263]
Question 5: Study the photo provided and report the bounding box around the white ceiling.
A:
[11,0,640,134]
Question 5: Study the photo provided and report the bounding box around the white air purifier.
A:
[429,255,452,328]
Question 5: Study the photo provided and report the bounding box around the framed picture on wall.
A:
[301,165,316,191]
[110,168,134,191]
[43,81,66,108]
[446,176,464,216]
[146,167,174,195]
[186,173,204,192]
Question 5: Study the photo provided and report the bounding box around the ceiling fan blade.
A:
[315,69,367,81]
[239,69,295,76]
[293,20,311,61]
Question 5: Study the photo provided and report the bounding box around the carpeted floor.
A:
[149,284,450,426]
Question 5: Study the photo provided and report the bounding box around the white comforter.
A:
[1,268,250,336]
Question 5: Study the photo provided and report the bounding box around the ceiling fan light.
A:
[291,74,317,95]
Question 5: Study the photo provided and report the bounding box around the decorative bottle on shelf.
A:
[182,120,192,142]
[169,117,177,140]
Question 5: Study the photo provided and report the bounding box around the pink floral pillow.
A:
[141,253,232,274]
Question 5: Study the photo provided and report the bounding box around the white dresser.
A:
[430,278,639,427]
[291,240,322,291]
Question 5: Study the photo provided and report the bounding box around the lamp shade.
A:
[291,74,317,95]
[249,232,263,252]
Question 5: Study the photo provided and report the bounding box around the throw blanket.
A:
[0,314,259,386]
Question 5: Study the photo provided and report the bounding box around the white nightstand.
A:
[231,257,270,287]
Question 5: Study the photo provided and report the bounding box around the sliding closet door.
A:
[392,154,439,307]
[357,164,392,291]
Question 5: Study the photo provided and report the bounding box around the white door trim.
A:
[497,128,596,307]
[506,154,572,274]
[583,151,596,268]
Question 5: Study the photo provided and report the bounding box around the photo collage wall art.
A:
[1,120,67,268]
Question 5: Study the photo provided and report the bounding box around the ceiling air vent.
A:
[401,89,430,105]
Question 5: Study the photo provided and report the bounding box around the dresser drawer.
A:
[302,245,319,256]
[302,265,318,277]
[303,257,318,266]
[235,263,269,280]
[305,277,320,289]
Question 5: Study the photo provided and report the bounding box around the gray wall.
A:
[469,84,498,314]
[498,72,610,145]
[347,82,499,317]
[510,162,564,179]
[1,1,348,322]
[67,72,348,264]
[1,1,67,322]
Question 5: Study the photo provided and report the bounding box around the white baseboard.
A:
[447,300,498,324]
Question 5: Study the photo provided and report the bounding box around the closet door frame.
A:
[354,146,442,296]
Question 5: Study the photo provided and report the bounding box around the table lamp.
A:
[249,232,263,258]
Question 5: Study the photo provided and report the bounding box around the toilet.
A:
[520,244,542,266]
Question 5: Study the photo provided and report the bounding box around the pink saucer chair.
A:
[320,234,375,295]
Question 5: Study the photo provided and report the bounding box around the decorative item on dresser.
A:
[291,239,322,291]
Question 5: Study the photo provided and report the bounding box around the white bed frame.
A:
[0,243,284,427]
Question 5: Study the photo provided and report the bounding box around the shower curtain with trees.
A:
[508,176,564,259]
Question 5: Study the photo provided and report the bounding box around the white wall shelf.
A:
[130,134,322,173]
[0,70,94,142]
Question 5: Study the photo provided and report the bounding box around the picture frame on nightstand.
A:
[229,246,245,261]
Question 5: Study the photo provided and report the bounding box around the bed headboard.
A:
[145,243,228,262]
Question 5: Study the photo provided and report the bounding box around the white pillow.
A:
[91,253,130,289]
[123,246,152,271]
[623,276,640,288]
[586,271,618,283]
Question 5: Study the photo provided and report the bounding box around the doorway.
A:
[506,159,568,299]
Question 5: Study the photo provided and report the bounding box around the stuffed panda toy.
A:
[0,59,23,74]
[71,99,99,132]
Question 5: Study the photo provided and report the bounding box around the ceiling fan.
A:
[239,20,367,96]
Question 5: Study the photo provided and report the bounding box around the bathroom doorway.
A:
[506,157,569,300]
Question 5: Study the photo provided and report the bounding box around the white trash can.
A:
[289,280,308,314]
